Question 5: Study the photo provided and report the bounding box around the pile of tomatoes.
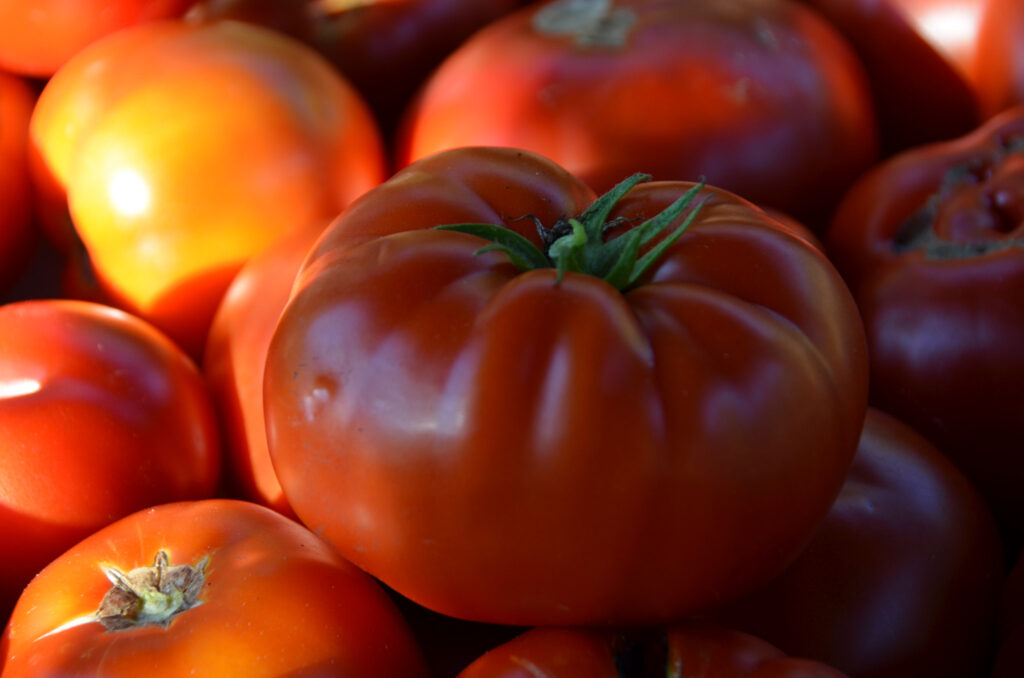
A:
[0,1,1022,676]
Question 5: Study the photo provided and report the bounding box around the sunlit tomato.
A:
[0,71,36,296]
[825,105,1024,547]
[186,0,528,138]
[264,146,869,626]
[396,0,879,231]
[802,0,984,153]
[29,19,386,357]
[973,0,1024,120]
[0,300,220,620]
[0,0,197,77]
[0,499,430,678]
[706,408,1005,678]
[203,225,325,519]
[457,624,849,677]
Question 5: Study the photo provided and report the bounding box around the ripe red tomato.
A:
[973,0,1024,120]
[803,0,984,153]
[28,19,386,357]
[396,0,879,231]
[0,71,36,296]
[706,408,1005,678]
[0,499,430,677]
[0,0,197,77]
[264,146,869,626]
[0,300,220,619]
[186,0,528,137]
[825,105,1024,546]
[456,624,849,677]
[203,225,325,520]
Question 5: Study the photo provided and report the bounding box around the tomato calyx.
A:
[96,550,209,631]
[532,0,638,48]
[437,173,706,290]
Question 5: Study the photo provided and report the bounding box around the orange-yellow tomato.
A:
[29,19,386,357]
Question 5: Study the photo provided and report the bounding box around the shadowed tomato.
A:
[186,0,528,139]
[825,105,1024,547]
[706,408,1005,678]
[264,146,869,626]
[396,0,879,232]
[973,0,1024,120]
[0,0,198,77]
[994,549,1024,678]
[802,0,984,153]
[28,19,386,357]
[456,624,849,677]
[0,300,220,620]
[0,71,36,296]
[0,499,430,678]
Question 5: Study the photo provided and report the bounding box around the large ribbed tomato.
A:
[264,146,869,626]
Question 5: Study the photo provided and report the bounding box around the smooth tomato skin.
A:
[186,0,528,137]
[973,0,1024,120]
[706,408,1005,678]
[0,0,197,77]
[202,224,326,520]
[396,0,879,231]
[0,71,36,296]
[456,624,849,678]
[802,0,983,153]
[29,19,387,357]
[0,300,220,619]
[0,499,430,678]
[264,147,869,626]
[824,106,1024,545]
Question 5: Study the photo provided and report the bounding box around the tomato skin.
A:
[0,71,36,296]
[0,499,430,678]
[396,0,879,231]
[0,300,221,619]
[29,19,386,357]
[0,0,197,77]
[825,106,1024,545]
[265,147,869,626]
[456,624,849,678]
[973,0,1024,120]
[707,408,1005,678]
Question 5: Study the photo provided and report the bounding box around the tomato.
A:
[994,549,1024,678]
[456,623,849,677]
[706,408,1005,678]
[0,71,36,296]
[0,300,220,620]
[0,0,197,77]
[802,0,984,153]
[203,225,325,520]
[395,0,879,231]
[0,499,430,677]
[973,0,1024,120]
[28,19,386,357]
[264,146,870,626]
[186,0,528,138]
[824,105,1024,546]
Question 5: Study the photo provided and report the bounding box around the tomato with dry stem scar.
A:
[264,146,870,626]
[0,499,430,678]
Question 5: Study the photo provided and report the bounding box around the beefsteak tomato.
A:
[825,105,1024,546]
[264,146,869,626]
[0,499,429,678]
[973,0,1024,120]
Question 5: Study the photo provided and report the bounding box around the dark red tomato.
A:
[0,71,36,296]
[993,549,1024,678]
[802,0,984,153]
[264,146,869,626]
[825,105,1024,546]
[186,0,528,138]
[706,408,1005,678]
[457,624,849,677]
[0,0,197,77]
[203,224,325,520]
[0,499,430,678]
[0,300,221,620]
[973,0,1024,120]
[396,0,879,232]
